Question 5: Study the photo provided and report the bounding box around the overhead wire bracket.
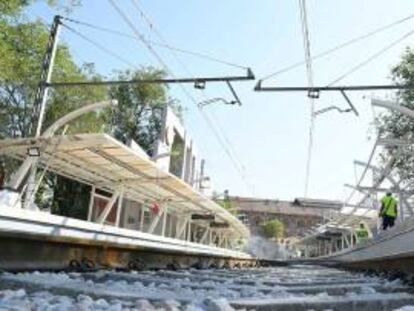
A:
[340,90,359,116]
[47,68,255,88]
[226,81,242,106]
[254,82,413,118]
[254,82,413,92]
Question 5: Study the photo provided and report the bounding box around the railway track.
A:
[0,264,414,310]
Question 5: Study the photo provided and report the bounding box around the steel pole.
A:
[34,15,62,137]
[25,16,61,210]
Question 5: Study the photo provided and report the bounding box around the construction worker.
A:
[379,192,398,230]
[355,222,369,242]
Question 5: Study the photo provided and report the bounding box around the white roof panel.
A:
[0,133,249,239]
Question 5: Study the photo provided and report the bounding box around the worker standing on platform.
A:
[355,222,369,242]
[379,192,398,230]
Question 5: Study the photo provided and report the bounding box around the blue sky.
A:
[28,0,414,201]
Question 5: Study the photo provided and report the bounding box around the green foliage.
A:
[0,8,105,139]
[0,0,32,16]
[260,219,284,239]
[44,62,107,135]
[169,136,185,177]
[51,175,90,220]
[378,47,414,182]
[108,67,182,155]
[0,0,81,17]
[0,1,181,219]
[0,2,102,216]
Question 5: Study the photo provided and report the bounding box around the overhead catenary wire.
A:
[29,14,103,97]
[61,23,139,70]
[107,0,254,194]
[105,1,174,76]
[60,16,247,70]
[128,0,247,71]
[130,0,253,182]
[299,0,316,198]
[34,14,97,71]
[261,12,414,81]
[327,29,414,86]
[128,0,255,194]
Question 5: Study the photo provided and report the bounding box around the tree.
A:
[0,25,106,139]
[108,67,182,155]
[378,47,414,183]
[0,1,105,217]
[0,1,81,17]
[0,2,182,219]
[260,219,284,239]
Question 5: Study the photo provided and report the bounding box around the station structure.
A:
[0,101,252,270]
[1,13,414,272]
[1,94,414,272]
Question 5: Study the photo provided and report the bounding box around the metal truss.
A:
[294,98,414,257]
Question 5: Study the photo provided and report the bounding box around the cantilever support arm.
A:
[254,81,413,92]
[340,90,359,116]
[47,68,255,88]
[226,81,243,106]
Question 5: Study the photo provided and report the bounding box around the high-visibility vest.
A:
[380,196,398,218]
[356,228,368,239]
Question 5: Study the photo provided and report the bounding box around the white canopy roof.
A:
[0,133,249,239]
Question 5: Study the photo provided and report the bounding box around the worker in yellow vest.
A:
[379,192,398,230]
[355,222,369,242]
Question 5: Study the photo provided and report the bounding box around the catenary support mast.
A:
[25,15,61,210]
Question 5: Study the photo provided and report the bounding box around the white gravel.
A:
[0,265,410,310]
